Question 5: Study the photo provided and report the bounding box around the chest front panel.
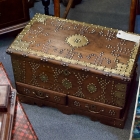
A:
[11,55,128,108]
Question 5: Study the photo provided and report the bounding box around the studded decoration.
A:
[115,83,126,91]
[54,96,61,102]
[74,101,80,107]
[109,110,116,116]
[10,52,130,107]
[12,59,25,83]
[62,78,72,89]
[63,69,71,76]
[39,72,48,83]
[87,83,97,93]
[28,62,40,86]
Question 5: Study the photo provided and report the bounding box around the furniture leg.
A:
[41,0,50,15]
[62,0,73,18]
[129,0,137,32]
[54,0,60,17]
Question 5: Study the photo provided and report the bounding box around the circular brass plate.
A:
[66,34,89,48]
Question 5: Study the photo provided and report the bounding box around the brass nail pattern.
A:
[39,72,48,83]
[12,57,128,107]
[87,83,97,93]
[62,78,72,89]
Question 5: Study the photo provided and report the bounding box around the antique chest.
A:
[7,13,140,128]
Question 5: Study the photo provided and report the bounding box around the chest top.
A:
[7,13,140,81]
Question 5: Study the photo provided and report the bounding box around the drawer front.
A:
[16,82,66,105]
[68,95,122,118]
[0,0,28,26]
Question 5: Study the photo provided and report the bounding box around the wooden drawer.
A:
[16,82,67,105]
[68,95,122,118]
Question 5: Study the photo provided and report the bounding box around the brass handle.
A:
[85,104,104,114]
[32,91,49,99]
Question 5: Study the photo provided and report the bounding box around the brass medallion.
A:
[87,83,97,93]
[62,78,72,89]
[66,34,89,48]
[39,72,48,83]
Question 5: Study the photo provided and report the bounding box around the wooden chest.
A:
[7,13,140,128]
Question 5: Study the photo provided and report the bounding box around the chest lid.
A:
[7,13,140,81]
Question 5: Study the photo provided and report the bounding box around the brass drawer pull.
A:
[85,104,104,114]
[32,91,49,99]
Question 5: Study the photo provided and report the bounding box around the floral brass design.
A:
[62,78,72,89]
[66,34,89,48]
[39,72,48,83]
[87,83,97,93]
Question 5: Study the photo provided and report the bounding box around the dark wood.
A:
[7,14,140,128]
[129,0,138,32]
[136,0,140,14]
[0,0,29,34]
[41,0,50,15]
[0,85,10,112]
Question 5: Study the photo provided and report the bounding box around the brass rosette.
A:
[66,34,89,48]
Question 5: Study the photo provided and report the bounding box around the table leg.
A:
[54,0,60,17]
[41,0,50,15]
